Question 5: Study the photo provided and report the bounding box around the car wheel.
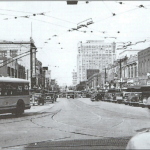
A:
[15,101,25,117]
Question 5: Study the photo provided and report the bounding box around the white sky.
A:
[0,1,150,86]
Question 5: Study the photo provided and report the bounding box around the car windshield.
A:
[0,1,150,149]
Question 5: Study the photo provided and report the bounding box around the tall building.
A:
[72,70,77,86]
[77,40,116,83]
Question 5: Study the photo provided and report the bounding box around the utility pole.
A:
[119,59,122,91]
[30,38,33,89]
[105,68,107,84]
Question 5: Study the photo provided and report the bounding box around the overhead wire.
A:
[0,2,149,56]
[0,50,37,69]
[94,7,140,24]
[0,49,31,66]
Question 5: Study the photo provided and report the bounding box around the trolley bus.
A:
[0,77,31,116]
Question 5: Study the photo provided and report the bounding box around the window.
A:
[0,82,29,96]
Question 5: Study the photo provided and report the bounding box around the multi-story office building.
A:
[77,40,116,83]
[72,70,77,86]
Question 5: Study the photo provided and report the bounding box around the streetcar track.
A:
[1,98,147,149]
[0,98,135,149]
[70,100,102,122]
[51,109,102,131]
[30,106,106,138]
[0,110,57,125]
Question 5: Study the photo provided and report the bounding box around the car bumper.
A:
[130,102,139,106]
[139,103,147,107]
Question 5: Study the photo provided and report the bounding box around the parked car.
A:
[123,92,131,105]
[139,97,147,108]
[125,92,134,105]
[104,93,113,102]
[91,92,97,101]
[139,91,150,108]
[86,93,91,98]
[31,93,42,105]
[115,93,123,103]
[126,131,150,149]
[91,92,105,101]
[130,92,142,106]
[44,93,55,103]
[38,94,45,105]
[111,93,117,103]
[146,96,150,109]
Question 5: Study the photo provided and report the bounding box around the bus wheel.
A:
[15,101,25,117]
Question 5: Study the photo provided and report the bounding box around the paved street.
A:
[1,98,150,149]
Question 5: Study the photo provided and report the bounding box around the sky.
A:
[0,1,150,86]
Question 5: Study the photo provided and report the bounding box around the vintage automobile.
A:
[66,91,75,99]
[31,92,42,106]
[126,130,150,149]
[139,95,148,108]
[147,97,150,109]
[123,92,131,105]
[130,92,142,106]
[91,92,105,101]
[103,93,113,102]
[116,93,123,103]
[44,93,55,103]
[138,91,150,108]
[38,94,45,105]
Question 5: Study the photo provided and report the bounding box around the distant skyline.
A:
[0,1,150,85]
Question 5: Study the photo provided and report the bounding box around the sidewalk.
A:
[26,103,54,113]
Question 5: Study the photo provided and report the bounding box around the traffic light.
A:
[67,1,78,5]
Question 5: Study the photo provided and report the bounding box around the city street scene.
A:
[0,1,150,149]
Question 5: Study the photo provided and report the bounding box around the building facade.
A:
[138,47,150,85]
[106,55,138,89]
[0,39,37,89]
[86,73,102,91]
[72,70,77,86]
[45,70,51,89]
[77,40,116,83]
[118,49,142,58]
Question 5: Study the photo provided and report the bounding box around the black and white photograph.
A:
[0,0,150,149]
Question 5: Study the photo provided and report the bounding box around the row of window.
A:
[139,60,150,75]
[0,83,29,96]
